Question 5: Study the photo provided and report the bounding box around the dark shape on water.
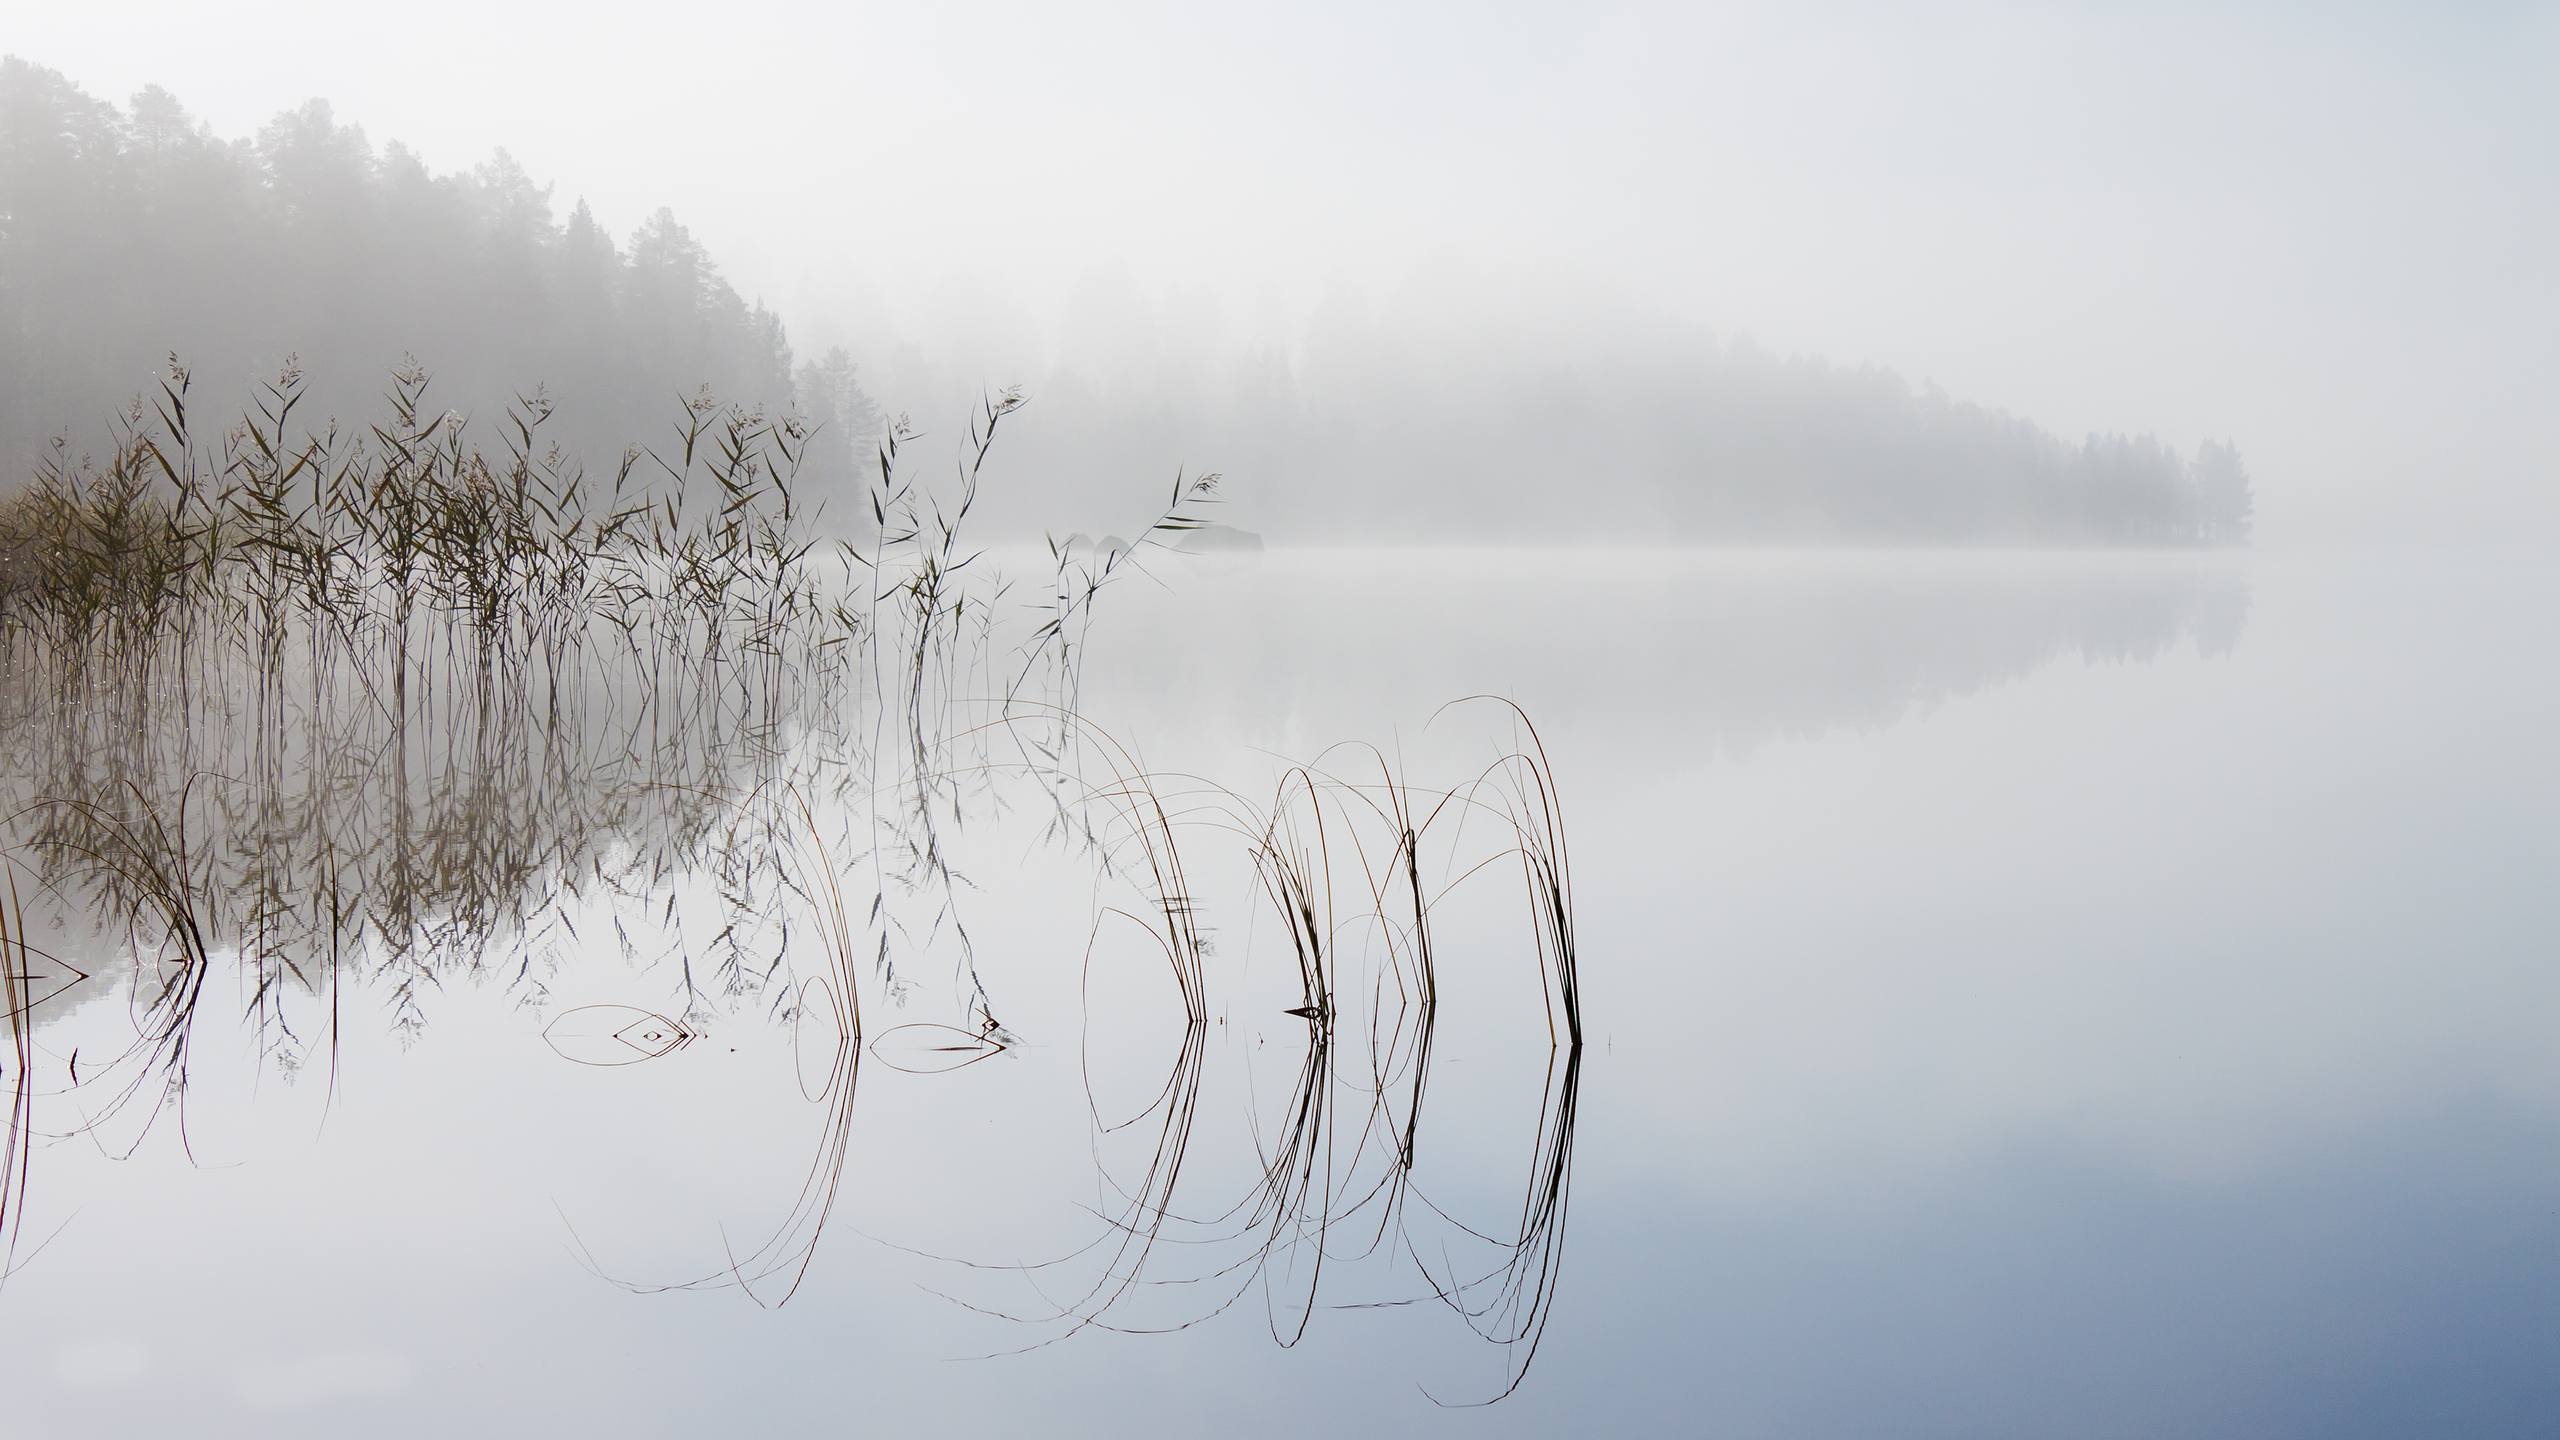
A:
[868,1022,1008,1074]
[544,1005,696,1066]
[0,957,84,1022]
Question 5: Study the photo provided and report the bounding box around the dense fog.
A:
[1,57,2256,545]
[1,8,2555,1436]
[8,2,2547,548]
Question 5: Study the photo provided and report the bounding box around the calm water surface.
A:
[2,549,2552,1437]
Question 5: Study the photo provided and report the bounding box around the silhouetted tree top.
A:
[2,55,2246,546]
[0,57,879,502]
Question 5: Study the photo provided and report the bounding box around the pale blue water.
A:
[2,549,2552,1437]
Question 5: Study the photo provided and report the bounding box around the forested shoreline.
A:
[0,59,877,504]
[0,58,2251,546]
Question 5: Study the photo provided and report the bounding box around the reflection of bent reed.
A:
[5,781,225,1167]
[930,698,1582,1402]
[0,778,232,1291]
[2,871,34,1282]
[4,687,1584,1400]
[558,787,865,1307]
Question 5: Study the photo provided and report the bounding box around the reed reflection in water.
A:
[0,467,1588,1403]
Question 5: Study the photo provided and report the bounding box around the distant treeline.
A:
[0,58,879,501]
[2,57,2250,547]
[1290,337,2260,544]
[955,320,2256,545]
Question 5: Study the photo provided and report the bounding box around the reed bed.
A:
[0,365,1585,1400]
[877,700,1582,1400]
[0,358,856,738]
[0,357,1222,1026]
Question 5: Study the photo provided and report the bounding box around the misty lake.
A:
[1,547,2553,1438]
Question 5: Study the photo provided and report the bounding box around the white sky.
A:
[10,0,2555,544]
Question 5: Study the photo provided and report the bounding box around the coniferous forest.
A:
[0,57,2250,545]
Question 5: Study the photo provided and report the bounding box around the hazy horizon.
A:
[2,10,2555,1433]
[10,1,2551,549]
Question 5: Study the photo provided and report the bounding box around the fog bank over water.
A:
[8,2,2551,548]
[1083,549,2253,758]
[3,5,2555,1434]
[0,62,2244,547]
[2,549,2549,1435]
